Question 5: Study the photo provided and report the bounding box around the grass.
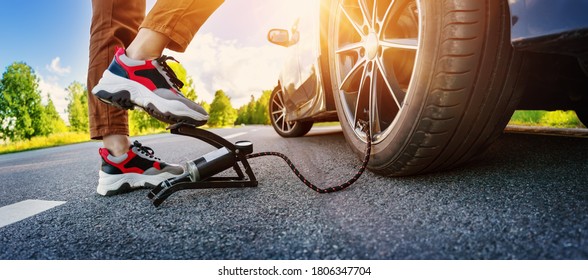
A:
[313,121,341,127]
[509,110,585,128]
[0,132,90,154]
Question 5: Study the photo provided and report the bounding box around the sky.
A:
[0,0,314,121]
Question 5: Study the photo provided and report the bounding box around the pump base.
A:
[148,123,258,207]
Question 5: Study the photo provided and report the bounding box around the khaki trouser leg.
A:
[87,0,144,140]
[87,0,223,139]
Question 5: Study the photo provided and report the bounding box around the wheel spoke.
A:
[340,57,367,92]
[277,91,286,108]
[281,115,286,131]
[378,0,397,35]
[372,0,377,27]
[340,4,365,37]
[336,42,363,55]
[353,64,370,124]
[272,99,283,110]
[272,91,288,132]
[380,38,418,50]
[375,58,403,109]
[369,68,382,135]
[358,0,372,29]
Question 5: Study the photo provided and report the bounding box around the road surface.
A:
[0,125,586,259]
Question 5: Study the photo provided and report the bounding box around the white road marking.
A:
[0,200,66,228]
[223,132,248,139]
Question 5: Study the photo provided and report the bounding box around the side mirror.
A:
[268,29,293,47]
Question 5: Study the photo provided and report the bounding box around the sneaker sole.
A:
[92,70,208,126]
[97,171,176,196]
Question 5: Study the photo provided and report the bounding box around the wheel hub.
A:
[365,32,379,60]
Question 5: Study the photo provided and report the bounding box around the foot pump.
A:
[148,123,258,207]
[148,121,371,207]
[186,141,253,182]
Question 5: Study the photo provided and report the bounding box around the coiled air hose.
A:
[246,122,372,193]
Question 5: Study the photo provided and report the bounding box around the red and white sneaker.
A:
[97,141,184,196]
[92,47,208,126]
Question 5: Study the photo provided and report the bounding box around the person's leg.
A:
[125,28,170,61]
[88,0,145,155]
[89,0,184,196]
[102,134,131,156]
[124,0,224,61]
[138,0,225,53]
[91,0,224,126]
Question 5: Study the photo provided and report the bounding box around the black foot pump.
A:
[148,123,258,207]
[149,121,371,207]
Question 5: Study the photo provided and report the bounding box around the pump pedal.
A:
[147,124,258,207]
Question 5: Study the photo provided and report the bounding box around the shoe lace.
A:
[133,141,161,160]
[155,55,185,93]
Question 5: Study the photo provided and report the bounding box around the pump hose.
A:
[245,123,371,194]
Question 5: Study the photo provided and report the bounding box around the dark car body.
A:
[509,1,588,113]
[510,0,588,55]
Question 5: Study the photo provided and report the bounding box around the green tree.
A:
[66,81,89,132]
[235,95,255,125]
[208,90,237,127]
[129,109,166,135]
[183,76,198,101]
[39,95,68,135]
[235,90,271,125]
[235,106,248,125]
[253,90,271,125]
[168,61,197,101]
[44,95,67,134]
[0,62,45,141]
[200,100,211,114]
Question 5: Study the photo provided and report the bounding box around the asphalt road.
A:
[0,125,586,259]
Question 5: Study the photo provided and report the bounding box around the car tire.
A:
[269,86,314,137]
[327,0,527,176]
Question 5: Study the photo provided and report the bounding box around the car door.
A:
[282,6,324,121]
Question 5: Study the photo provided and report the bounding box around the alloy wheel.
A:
[271,88,295,133]
[333,0,421,143]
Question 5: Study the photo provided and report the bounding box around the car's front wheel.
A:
[269,86,314,137]
[327,0,527,175]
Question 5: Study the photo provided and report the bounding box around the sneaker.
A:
[92,47,208,126]
[97,140,184,196]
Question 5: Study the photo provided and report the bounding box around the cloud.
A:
[169,32,287,108]
[46,57,71,76]
[38,75,69,122]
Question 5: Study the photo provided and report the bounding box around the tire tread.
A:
[373,0,526,176]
